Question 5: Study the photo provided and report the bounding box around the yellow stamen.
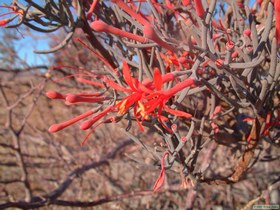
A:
[137,101,150,120]
[117,99,128,115]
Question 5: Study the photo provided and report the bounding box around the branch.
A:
[0,139,133,209]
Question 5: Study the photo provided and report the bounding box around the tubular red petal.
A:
[212,106,221,117]
[87,0,98,20]
[65,94,106,103]
[231,51,239,59]
[164,105,192,119]
[48,110,96,133]
[90,20,107,31]
[157,104,173,133]
[162,73,175,83]
[154,68,163,91]
[81,117,114,145]
[153,168,165,192]
[78,92,103,97]
[80,119,93,130]
[46,91,66,99]
[122,60,136,90]
[123,93,142,111]
[182,0,191,6]
[106,79,133,92]
[215,59,224,67]
[77,78,104,87]
[137,82,153,94]
[113,0,149,26]
[91,20,147,43]
[165,0,174,9]
[81,129,95,145]
[0,19,8,27]
[145,98,163,115]
[80,106,112,130]
[211,122,219,133]
[178,57,187,64]
[194,0,204,18]
[243,28,251,37]
[164,78,196,97]
[143,24,174,52]
[48,124,63,133]
[142,72,175,87]
[153,151,168,192]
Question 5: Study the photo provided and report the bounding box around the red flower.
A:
[143,24,174,52]
[47,60,196,143]
[113,0,149,26]
[153,151,169,191]
[194,0,204,18]
[91,20,147,43]
[210,106,221,134]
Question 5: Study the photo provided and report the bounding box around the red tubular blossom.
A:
[182,0,191,6]
[181,136,187,142]
[48,110,96,133]
[143,24,174,52]
[122,60,136,90]
[142,72,175,87]
[46,91,66,99]
[113,0,149,26]
[0,19,8,27]
[106,79,133,92]
[164,77,196,97]
[194,0,204,18]
[162,73,175,83]
[153,68,163,91]
[171,124,177,132]
[80,106,113,130]
[215,59,224,67]
[91,20,147,43]
[153,151,168,191]
[76,78,105,87]
[87,0,98,20]
[231,51,239,59]
[210,106,221,134]
[243,28,251,37]
[163,104,192,119]
[165,0,174,9]
[275,0,280,45]
[178,56,189,64]
[65,94,106,103]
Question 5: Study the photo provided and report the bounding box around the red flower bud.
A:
[91,20,147,43]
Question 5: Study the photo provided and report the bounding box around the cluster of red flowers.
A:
[47,60,196,144]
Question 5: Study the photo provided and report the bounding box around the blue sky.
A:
[1,0,51,66]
